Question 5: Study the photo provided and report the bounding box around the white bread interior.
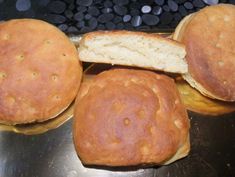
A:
[78,31,188,74]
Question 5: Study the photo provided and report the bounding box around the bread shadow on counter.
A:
[83,164,160,172]
[84,63,181,78]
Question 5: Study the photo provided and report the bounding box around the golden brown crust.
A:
[80,30,185,49]
[173,14,195,41]
[73,69,190,166]
[0,19,82,124]
[180,4,235,101]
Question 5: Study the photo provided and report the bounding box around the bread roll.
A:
[0,19,82,124]
[78,30,187,74]
[173,4,235,101]
[73,69,190,166]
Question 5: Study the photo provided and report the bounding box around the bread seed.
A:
[141,145,149,155]
[224,16,230,22]
[131,78,138,83]
[2,34,10,40]
[123,117,130,125]
[51,74,58,81]
[85,142,91,148]
[31,72,38,78]
[174,119,183,129]
[29,107,36,114]
[112,101,124,113]
[218,60,224,66]
[55,95,60,100]
[152,87,158,93]
[174,99,179,104]
[219,33,224,39]
[209,16,216,22]
[216,43,221,48]
[45,40,51,44]
[16,54,24,61]
[0,72,7,78]
[112,137,121,144]
[124,81,129,87]
[149,126,155,134]
[137,109,145,119]
[6,96,15,105]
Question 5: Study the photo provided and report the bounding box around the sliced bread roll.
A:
[78,31,188,73]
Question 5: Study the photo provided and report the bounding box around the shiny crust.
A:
[0,19,82,124]
[180,4,235,101]
[73,69,190,166]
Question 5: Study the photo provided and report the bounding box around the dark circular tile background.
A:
[0,0,233,33]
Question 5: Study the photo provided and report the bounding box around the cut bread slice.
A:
[78,31,188,73]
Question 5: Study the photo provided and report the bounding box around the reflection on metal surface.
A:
[74,159,155,177]
[176,78,235,116]
[0,102,74,135]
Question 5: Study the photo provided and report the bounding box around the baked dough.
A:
[174,4,235,101]
[0,19,82,124]
[78,30,187,73]
[73,69,190,166]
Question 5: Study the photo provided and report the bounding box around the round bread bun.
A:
[73,69,190,166]
[0,19,82,125]
[173,4,235,101]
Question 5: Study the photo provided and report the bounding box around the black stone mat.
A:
[0,0,234,33]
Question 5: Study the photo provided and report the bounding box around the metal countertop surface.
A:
[0,111,234,177]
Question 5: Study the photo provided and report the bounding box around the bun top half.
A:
[174,4,235,101]
[0,19,82,124]
[73,69,190,166]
